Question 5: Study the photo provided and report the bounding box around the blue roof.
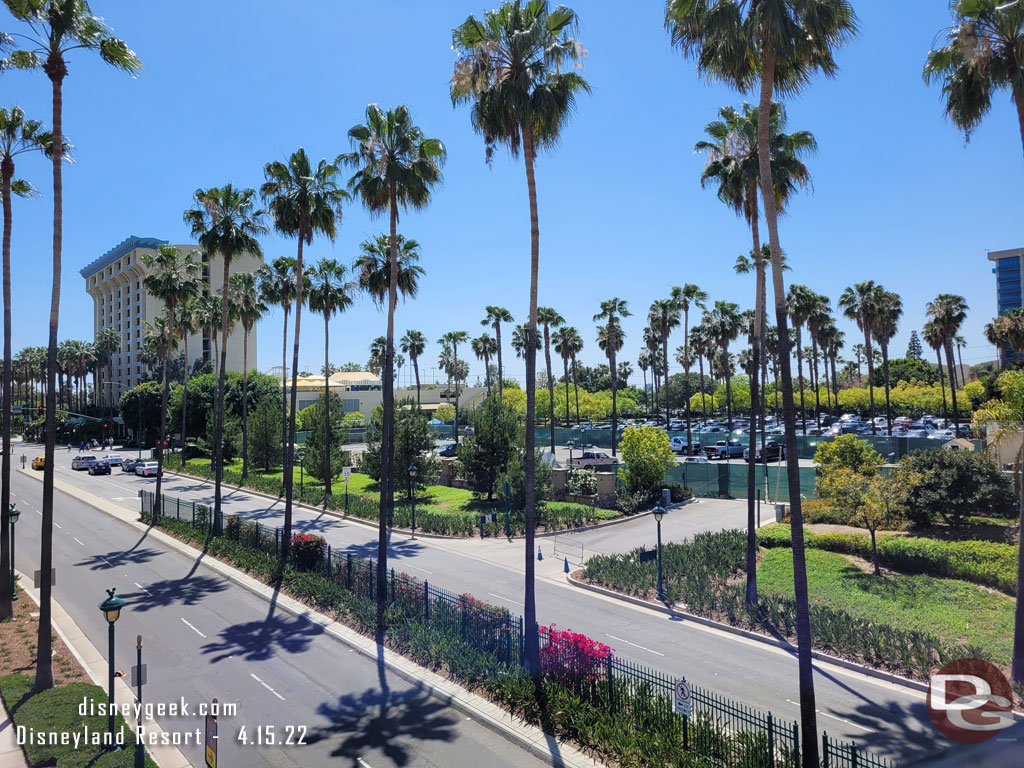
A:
[79,235,168,278]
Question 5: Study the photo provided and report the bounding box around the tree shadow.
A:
[119,575,228,612]
[833,690,945,760]
[76,547,162,571]
[294,518,342,534]
[342,539,426,562]
[199,612,324,662]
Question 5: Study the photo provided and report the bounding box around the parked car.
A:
[103,453,123,467]
[88,460,111,476]
[681,455,710,465]
[135,461,161,477]
[743,441,786,462]
[71,455,97,470]
[669,436,701,455]
[930,429,956,441]
[704,440,745,460]
[437,442,457,458]
[570,451,616,468]
[31,456,44,470]
[122,457,141,473]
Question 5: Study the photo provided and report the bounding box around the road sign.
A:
[674,677,692,716]
[130,663,147,687]
[11,404,21,414]
[343,466,352,486]
[33,569,55,588]
[205,698,218,768]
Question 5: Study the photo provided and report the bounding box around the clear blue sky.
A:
[3,1,1021,387]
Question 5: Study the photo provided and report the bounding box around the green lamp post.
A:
[8,503,19,601]
[99,588,125,742]
[653,505,667,602]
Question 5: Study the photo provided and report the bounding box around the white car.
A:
[669,436,701,455]
[71,455,97,470]
[930,429,956,441]
[682,455,710,465]
[135,461,161,477]
[103,453,123,467]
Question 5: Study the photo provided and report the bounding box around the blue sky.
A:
[2,1,1021,388]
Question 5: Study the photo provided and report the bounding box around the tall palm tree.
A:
[643,326,663,415]
[986,308,1024,364]
[194,295,223,373]
[673,284,707,447]
[786,284,817,434]
[185,185,267,527]
[471,333,498,395]
[142,245,202,504]
[369,337,389,377]
[537,307,564,452]
[594,298,631,456]
[0,104,53,620]
[839,281,884,433]
[258,256,299,467]
[453,1,589,673]
[925,0,1024,160]
[690,324,712,423]
[703,301,741,430]
[511,323,539,359]
[923,319,950,418]
[650,295,682,428]
[558,325,584,425]
[94,326,120,413]
[1,2,140,690]
[926,294,969,430]
[400,330,428,407]
[872,291,903,435]
[666,3,858,759]
[638,349,652,416]
[175,297,199,448]
[340,107,444,642]
[552,327,576,427]
[262,149,346,564]
[805,292,832,431]
[439,331,469,444]
[481,306,514,401]
[228,270,268,482]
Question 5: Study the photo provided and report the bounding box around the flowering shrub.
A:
[290,533,326,572]
[539,623,613,685]
[224,515,242,540]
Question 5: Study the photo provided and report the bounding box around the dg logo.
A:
[927,658,1015,744]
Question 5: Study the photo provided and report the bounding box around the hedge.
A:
[757,526,1017,596]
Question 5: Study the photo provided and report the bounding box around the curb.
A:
[565,571,932,695]
[22,467,604,768]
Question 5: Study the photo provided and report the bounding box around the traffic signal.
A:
[103,423,107,429]
[37,405,43,414]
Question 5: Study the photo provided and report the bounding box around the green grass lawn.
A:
[757,548,1014,666]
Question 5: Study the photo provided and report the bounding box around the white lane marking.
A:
[53,522,62,529]
[134,582,151,595]
[181,618,207,638]
[487,592,524,607]
[357,758,373,768]
[785,700,874,732]
[73,537,85,546]
[396,561,432,575]
[605,634,665,657]
[250,673,285,701]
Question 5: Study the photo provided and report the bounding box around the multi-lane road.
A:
[8,464,548,768]
[14,442,947,762]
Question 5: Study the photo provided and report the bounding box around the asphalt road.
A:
[18,442,947,762]
[9,468,548,768]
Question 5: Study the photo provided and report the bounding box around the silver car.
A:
[71,455,97,470]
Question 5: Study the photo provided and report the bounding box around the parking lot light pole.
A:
[99,588,125,743]
[8,504,19,600]
[408,464,417,539]
[653,505,666,602]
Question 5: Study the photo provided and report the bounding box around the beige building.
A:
[82,235,261,406]
[283,369,487,416]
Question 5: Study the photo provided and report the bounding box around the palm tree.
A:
[369,337,389,378]
[925,0,1024,160]
[594,298,631,456]
[537,307,565,452]
[0,104,53,620]
[400,330,428,407]
[923,319,950,418]
[637,350,652,416]
[511,323,538,359]
[558,326,584,425]
[471,333,498,395]
[439,331,469,443]
[650,295,682,428]
[481,306,514,401]
[839,281,885,432]
[927,294,969,430]
[340,106,444,642]
[453,1,589,674]
[666,3,858,759]
[703,301,741,430]
[142,245,202,504]
[872,291,902,435]
[258,256,302,468]
[552,327,577,427]
[786,284,817,433]
[185,185,267,528]
[672,284,708,447]
[986,308,1024,364]
[228,271,268,482]
[194,295,223,373]
[689,324,712,423]
[262,148,346,564]
[2,2,140,690]
[805,292,832,431]
[175,298,199,447]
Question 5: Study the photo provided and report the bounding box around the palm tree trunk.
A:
[323,315,331,501]
[281,307,289,469]
[563,356,571,428]
[155,343,169,511]
[757,52,818,767]
[37,62,67,694]
[609,329,619,456]
[0,158,14,620]
[881,341,892,436]
[663,334,671,428]
[957,344,966,386]
[241,327,250,482]
[795,327,806,435]
[212,253,231,524]
[181,333,190,455]
[684,308,692,447]
[812,340,821,430]
[698,355,707,422]
[723,348,733,430]
[641,367,648,418]
[572,355,580,425]
[746,220,763,608]
[945,340,960,433]
[495,322,504,403]
[936,347,949,418]
[864,331,876,434]
[544,325,555,453]
[284,228,307,568]
[522,125,541,675]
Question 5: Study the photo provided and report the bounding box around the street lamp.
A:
[8,503,19,601]
[566,439,575,468]
[653,505,667,603]
[99,588,125,743]
[408,464,417,539]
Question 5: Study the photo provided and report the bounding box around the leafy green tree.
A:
[392,400,435,498]
[119,382,163,446]
[498,448,552,513]
[873,357,937,387]
[169,371,282,442]
[203,411,241,465]
[813,435,884,478]
[897,448,1015,529]
[301,393,347,487]
[906,330,925,362]
[457,394,519,501]
[247,396,282,473]
[618,426,674,497]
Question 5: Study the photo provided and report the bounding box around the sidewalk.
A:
[0,696,27,768]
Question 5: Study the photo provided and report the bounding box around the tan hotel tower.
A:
[82,235,261,407]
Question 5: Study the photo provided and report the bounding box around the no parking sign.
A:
[674,677,692,716]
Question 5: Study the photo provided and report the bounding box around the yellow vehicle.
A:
[31,456,45,470]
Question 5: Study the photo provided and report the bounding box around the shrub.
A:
[814,435,883,480]
[615,488,654,515]
[435,403,455,422]
[895,449,1015,527]
[497,448,552,511]
[458,394,520,500]
[567,468,597,496]
[618,426,674,495]
[290,533,326,571]
[540,624,613,684]
[225,514,242,540]
[668,482,693,503]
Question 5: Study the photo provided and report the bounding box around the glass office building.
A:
[988,247,1024,365]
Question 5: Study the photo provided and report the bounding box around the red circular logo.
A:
[927,658,1014,744]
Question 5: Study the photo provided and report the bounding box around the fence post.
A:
[275,528,280,557]
[423,581,429,621]
[460,596,467,640]
[346,551,353,590]
[767,712,775,766]
[479,515,484,539]
[390,568,395,601]
[792,721,800,768]
[605,655,614,713]
[177,496,180,520]
[851,742,858,768]
[326,545,332,578]
[821,732,828,768]
[518,616,524,666]
[368,560,374,600]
